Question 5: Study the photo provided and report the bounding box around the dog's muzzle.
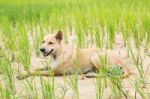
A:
[40,48,54,57]
[40,48,45,53]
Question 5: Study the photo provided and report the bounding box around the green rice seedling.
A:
[17,22,31,71]
[0,46,4,74]
[58,86,68,99]
[74,9,86,48]
[0,85,11,99]
[88,23,95,46]
[0,50,15,98]
[54,73,68,99]
[141,14,150,52]
[1,17,16,61]
[40,8,51,32]
[129,79,146,99]
[68,74,79,99]
[95,67,106,99]
[0,52,15,96]
[40,72,55,99]
[22,79,38,98]
[75,22,85,48]
[0,81,4,98]
[95,75,105,99]
[104,66,126,98]
[130,46,146,86]
[107,74,126,99]
[131,23,141,50]
[63,16,73,44]
[96,51,127,99]
[94,24,102,48]
[24,6,40,32]
[107,20,116,49]
[121,15,133,56]
[33,24,45,56]
[121,22,128,47]
[94,50,108,99]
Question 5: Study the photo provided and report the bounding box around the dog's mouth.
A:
[43,49,54,57]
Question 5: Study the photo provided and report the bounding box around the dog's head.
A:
[40,31,62,57]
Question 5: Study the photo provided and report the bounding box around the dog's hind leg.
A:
[91,53,101,69]
[16,73,30,80]
[116,59,130,78]
[85,72,98,78]
[85,53,100,78]
[88,53,131,78]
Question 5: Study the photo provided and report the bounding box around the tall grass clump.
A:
[22,79,38,98]
[130,47,146,86]
[33,25,45,56]
[75,21,85,48]
[141,14,150,51]
[40,72,55,99]
[1,17,17,61]
[0,52,15,97]
[107,20,116,49]
[129,79,146,99]
[131,21,141,50]
[68,74,79,99]
[94,25,102,48]
[17,22,31,71]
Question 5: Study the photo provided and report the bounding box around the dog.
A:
[17,31,130,79]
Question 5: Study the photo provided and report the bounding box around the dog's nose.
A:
[40,48,45,52]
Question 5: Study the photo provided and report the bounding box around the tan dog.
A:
[18,31,130,79]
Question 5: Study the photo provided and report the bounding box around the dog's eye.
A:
[48,42,53,44]
[42,41,45,43]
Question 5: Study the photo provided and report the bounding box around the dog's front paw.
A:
[85,72,97,78]
[120,72,130,79]
[16,72,30,80]
[16,75,29,80]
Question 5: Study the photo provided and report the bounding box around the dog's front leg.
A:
[34,67,50,71]
[17,60,65,80]
[16,62,63,80]
[17,70,61,80]
[28,70,61,76]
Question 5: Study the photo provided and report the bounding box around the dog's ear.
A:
[55,31,63,42]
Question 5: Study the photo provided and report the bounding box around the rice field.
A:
[0,0,150,98]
